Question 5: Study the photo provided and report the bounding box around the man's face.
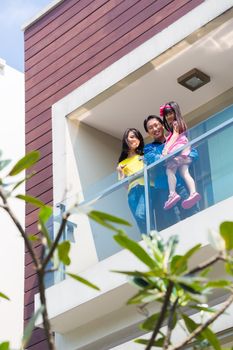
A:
[146,118,165,142]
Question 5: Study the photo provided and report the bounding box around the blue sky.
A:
[0,0,53,72]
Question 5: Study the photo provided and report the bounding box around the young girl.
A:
[160,101,201,210]
[117,128,146,234]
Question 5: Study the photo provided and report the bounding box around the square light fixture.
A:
[177,68,210,91]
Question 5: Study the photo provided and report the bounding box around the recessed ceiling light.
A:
[177,68,210,91]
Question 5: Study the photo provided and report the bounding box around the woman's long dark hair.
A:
[118,128,144,163]
[162,101,187,134]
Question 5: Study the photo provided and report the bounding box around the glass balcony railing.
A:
[48,105,233,287]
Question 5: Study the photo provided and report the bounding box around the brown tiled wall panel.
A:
[26,143,52,161]
[24,0,204,348]
[26,119,52,144]
[25,0,108,52]
[26,0,176,104]
[25,274,38,293]
[25,244,43,266]
[24,301,34,320]
[25,0,139,77]
[25,262,38,279]
[26,177,52,202]
[26,109,51,130]
[30,153,52,174]
[24,0,93,41]
[26,166,53,192]
[27,328,49,347]
[24,285,39,306]
[27,339,50,350]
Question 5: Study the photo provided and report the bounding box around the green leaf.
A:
[9,151,40,176]
[0,292,10,301]
[67,272,100,291]
[181,314,204,341]
[89,210,131,232]
[200,267,212,277]
[0,342,10,350]
[184,244,202,260]
[130,276,150,288]
[182,316,221,349]
[220,222,233,250]
[140,312,161,331]
[225,262,233,276]
[11,171,36,192]
[170,255,188,275]
[127,290,164,305]
[38,206,52,248]
[112,269,164,279]
[88,212,120,233]
[206,280,232,289]
[39,205,52,223]
[202,327,221,350]
[142,234,163,264]
[114,233,157,269]
[163,236,179,271]
[0,159,11,171]
[135,337,165,347]
[28,234,39,242]
[190,305,215,313]
[22,305,44,348]
[57,241,71,266]
[16,194,45,208]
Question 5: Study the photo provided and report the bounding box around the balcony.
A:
[35,104,233,347]
[51,103,233,266]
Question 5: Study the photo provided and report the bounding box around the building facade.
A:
[0,59,25,348]
[23,0,233,349]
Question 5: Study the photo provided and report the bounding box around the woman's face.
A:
[127,131,140,150]
[165,111,176,128]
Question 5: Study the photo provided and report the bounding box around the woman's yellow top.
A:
[118,155,144,191]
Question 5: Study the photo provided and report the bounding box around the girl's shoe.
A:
[181,192,201,209]
[164,192,181,210]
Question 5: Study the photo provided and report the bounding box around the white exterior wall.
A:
[0,60,25,348]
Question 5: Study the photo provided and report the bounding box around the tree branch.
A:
[145,281,174,350]
[163,297,179,349]
[41,212,70,270]
[187,254,225,275]
[170,292,233,350]
[37,270,55,350]
[0,189,40,268]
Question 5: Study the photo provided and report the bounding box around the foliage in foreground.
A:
[106,225,233,350]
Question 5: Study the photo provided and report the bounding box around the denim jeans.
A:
[127,185,157,234]
[128,185,146,234]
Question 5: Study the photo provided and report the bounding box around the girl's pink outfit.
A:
[165,132,190,156]
[163,132,201,210]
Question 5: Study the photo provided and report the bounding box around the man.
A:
[143,115,198,231]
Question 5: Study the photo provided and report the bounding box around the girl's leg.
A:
[179,164,196,194]
[164,166,181,210]
[179,165,201,209]
[166,166,178,194]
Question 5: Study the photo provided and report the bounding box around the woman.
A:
[117,128,147,234]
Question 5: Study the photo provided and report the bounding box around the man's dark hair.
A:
[143,115,163,132]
